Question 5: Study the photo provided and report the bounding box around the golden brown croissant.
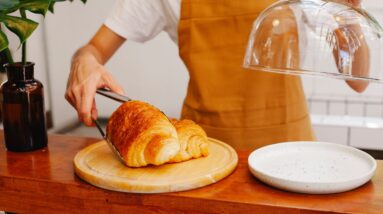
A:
[169,119,209,163]
[106,101,180,167]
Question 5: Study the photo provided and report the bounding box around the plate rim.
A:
[248,141,377,185]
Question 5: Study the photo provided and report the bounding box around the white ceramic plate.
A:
[248,141,377,194]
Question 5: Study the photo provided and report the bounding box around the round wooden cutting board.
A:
[74,138,238,193]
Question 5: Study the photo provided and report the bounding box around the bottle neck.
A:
[4,62,35,82]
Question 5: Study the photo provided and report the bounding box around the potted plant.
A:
[0,0,86,152]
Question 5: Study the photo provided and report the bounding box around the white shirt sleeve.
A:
[104,0,180,43]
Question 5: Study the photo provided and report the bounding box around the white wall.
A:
[44,0,188,130]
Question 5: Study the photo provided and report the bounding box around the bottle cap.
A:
[4,62,35,82]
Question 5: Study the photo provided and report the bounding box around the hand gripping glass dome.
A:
[243,0,383,83]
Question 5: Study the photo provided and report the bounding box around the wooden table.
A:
[0,132,382,213]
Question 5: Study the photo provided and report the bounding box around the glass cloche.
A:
[243,0,383,83]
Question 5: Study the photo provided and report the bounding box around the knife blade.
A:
[92,118,125,164]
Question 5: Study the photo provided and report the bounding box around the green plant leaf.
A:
[19,0,52,16]
[48,0,65,13]
[0,30,9,52]
[1,0,51,16]
[48,2,55,12]
[0,14,38,45]
[49,0,86,13]
[0,0,20,12]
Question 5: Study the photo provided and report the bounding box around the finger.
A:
[65,89,76,108]
[91,99,98,126]
[72,88,84,123]
[76,99,91,126]
[77,86,97,127]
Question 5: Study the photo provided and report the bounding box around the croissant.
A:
[169,119,209,163]
[106,101,180,167]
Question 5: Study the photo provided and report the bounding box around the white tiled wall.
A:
[306,82,383,150]
[313,125,383,151]
[350,127,383,150]
[312,125,349,145]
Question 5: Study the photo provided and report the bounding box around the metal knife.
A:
[96,88,132,103]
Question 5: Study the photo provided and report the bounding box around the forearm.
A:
[332,0,369,92]
[333,23,370,92]
[72,25,126,66]
[72,44,105,66]
[348,24,370,78]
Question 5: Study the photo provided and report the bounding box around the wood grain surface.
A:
[74,138,238,193]
[0,131,382,213]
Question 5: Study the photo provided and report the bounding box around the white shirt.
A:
[104,0,181,44]
[104,0,314,58]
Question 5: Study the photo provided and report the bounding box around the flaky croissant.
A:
[169,119,209,163]
[106,101,180,167]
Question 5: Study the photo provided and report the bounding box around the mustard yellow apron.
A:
[178,0,315,150]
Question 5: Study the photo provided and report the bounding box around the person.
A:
[65,0,367,150]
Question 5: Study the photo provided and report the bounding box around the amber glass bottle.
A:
[0,62,47,152]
